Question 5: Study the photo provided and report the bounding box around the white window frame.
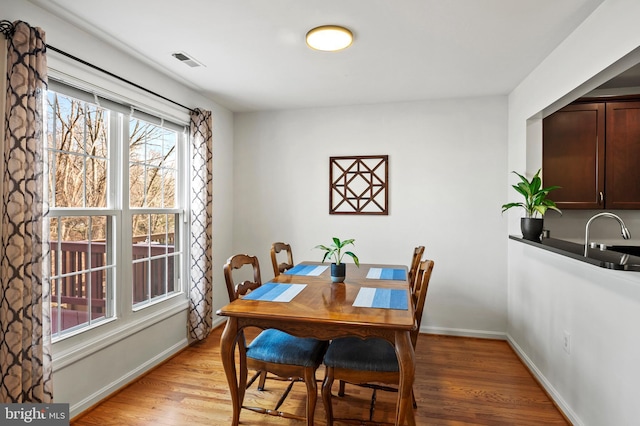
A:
[46,66,190,361]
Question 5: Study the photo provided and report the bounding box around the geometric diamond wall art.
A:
[329,155,388,215]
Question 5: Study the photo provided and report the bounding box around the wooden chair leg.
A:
[322,367,335,426]
[258,370,267,390]
[238,336,248,404]
[338,380,346,397]
[303,367,318,426]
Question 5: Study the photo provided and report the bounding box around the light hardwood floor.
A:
[71,326,569,425]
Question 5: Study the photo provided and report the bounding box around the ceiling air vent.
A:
[171,51,204,68]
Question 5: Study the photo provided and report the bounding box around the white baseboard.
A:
[421,325,507,340]
[506,334,582,426]
[69,338,188,419]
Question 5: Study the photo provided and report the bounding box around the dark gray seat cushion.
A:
[247,329,328,367]
[323,337,398,372]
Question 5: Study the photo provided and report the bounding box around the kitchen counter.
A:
[509,236,640,271]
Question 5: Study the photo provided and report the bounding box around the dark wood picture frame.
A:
[329,155,389,215]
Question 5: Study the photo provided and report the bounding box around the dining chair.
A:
[334,253,431,411]
[336,245,424,397]
[321,259,435,425]
[270,241,295,277]
[223,253,328,425]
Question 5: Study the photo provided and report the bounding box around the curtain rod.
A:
[1,19,194,114]
[46,45,195,114]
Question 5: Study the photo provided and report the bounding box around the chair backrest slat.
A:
[223,254,262,301]
[411,259,434,347]
[408,245,425,295]
[270,242,294,276]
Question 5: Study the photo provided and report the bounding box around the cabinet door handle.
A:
[600,191,604,204]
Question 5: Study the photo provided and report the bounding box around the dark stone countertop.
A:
[509,236,640,271]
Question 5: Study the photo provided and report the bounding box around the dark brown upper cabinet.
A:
[543,102,605,209]
[605,101,640,209]
[543,99,640,210]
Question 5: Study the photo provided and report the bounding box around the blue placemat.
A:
[242,283,306,302]
[366,267,407,281]
[352,288,408,310]
[284,264,329,276]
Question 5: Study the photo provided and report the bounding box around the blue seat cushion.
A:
[247,329,328,367]
[323,337,398,372]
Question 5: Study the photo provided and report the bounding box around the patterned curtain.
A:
[188,109,213,341]
[0,21,52,403]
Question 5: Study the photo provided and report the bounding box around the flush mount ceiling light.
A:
[306,25,353,52]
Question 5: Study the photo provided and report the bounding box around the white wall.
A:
[5,1,234,417]
[233,97,508,337]
[508,0,640,424]
[508,241,640,425]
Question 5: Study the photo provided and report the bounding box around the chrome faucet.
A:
[584,212,631,256]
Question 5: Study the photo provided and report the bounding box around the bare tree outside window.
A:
[46,90,182,336]
[129,117,179,306]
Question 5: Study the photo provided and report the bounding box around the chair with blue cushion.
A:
[270,241,295,277]
[223,253,328,425]
[321,259,435,425]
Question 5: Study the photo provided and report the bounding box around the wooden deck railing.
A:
[51,234,175,333]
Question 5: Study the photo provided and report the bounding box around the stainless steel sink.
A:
[606,245,640,257]
[585,242,640,268]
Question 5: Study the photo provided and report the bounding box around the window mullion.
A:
[118,112,133,318]
[83,106,88,208]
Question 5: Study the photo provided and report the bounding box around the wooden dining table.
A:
[217,261,417,426]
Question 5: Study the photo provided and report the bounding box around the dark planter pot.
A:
[521,217,544,242]
[331,263,346,283]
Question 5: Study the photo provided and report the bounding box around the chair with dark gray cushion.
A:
[223,253,328,425]
[337,245,426,399]
[321,259,435,425]
[270,241,295,277]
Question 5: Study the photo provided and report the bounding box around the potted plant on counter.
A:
[501,169,561,241]
[315,237,360,283]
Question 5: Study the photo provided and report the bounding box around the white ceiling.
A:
[29,0,605,112]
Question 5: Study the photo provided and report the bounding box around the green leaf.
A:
[501,202,524,213]
[512,170,528,184]
[533,205,547,216]
[341,238,355,246]
[530,176,542,194]
[344,251,360,267]
[541,185,561,192]
[513,183,528,197]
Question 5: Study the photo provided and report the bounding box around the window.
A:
[129,117,181,307]
[46,82,186,339]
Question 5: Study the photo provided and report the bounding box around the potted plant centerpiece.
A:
[315,237,360,283]
[501,169,561,242]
